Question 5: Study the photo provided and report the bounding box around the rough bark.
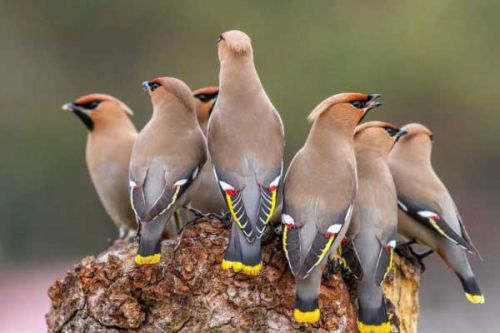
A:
[46,218,420,332]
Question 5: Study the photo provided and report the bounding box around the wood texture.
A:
[46,218,420,332]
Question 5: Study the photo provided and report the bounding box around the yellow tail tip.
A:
[222,260,262,276]
[357,320,391,333]
[221,259,243,272]
[134,253,161,265]
[221,259,234,270]
[465,293,485,304]
[242,262,263,276]
[293,308,320,323]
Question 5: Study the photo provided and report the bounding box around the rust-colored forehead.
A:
[73,93,115,104]
[331,92,370,104]
[193,86,219,96]
[355,120,398,134]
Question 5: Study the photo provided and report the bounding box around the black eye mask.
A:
[74,100,101,110]
[350,100,366,108]
[384,127,399,137]
[194,92,218,103]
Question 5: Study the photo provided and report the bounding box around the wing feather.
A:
[398,196,475,252]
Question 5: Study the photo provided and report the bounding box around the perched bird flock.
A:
[63,30,483,333]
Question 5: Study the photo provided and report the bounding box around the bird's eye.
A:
[350,100,365,108]
[195,92,218,103]
[384,127,398,136]
[149,82,161,91]
[196,94,209,102]
[75,100,101,110]
[87,101,101,109]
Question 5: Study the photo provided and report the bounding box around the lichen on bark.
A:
[46,218,420,332]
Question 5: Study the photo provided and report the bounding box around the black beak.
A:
[62,102,82,112]
[217,34,224,43]
[142,81,152,92]
[365,94,382,112]
[394,128,408,141]
[358,94,382,124]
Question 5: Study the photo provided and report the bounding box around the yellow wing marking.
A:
[263,189,277,225]
[314,235,335,266]
[226,193,244,229]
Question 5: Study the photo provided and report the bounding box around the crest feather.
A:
[223,30,252,55]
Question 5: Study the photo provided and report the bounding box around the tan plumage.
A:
[388,123,484,304]
[347,121,405,333]
[282,93,381,323]
[130,77,207,265]
[63,94,137,238]
[209,30,285,276]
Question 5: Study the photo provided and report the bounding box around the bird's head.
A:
[193,86,218,131]
[391,123,434,160]
[355,121,407,155]
[217,30,253,62]
[308,93,382,129]
[142,76,194,113]
[397,123,433,143]
[62,94,133,131]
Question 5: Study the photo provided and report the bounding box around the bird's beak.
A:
[365,94,382,112]
[393,128,408,141]
[62,102,94,130]
[217,34,224,43]
[62,102,86,113]
[142,81,152,92]
[358,94,382,124]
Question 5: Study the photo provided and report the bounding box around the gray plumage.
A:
[209,30,284,276]
[388,123,484,304]
[130,77,207,265]
[282,93,381,323]
[346,121,403,333]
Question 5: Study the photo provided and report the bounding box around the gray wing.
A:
[130,163,202,223]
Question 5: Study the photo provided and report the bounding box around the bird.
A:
[129,77,207,265]
[343,121,407,333]
[62,94,137,239]
[193,86,219,136]
[388,123,484,304]
[183,86,227,217]
[208,30,285,277]
[282,93,382,324]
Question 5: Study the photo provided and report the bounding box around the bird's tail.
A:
[293,268,322,324]
[438,242,485,304]
[135,217,165,265]
[221,224,263,276]
[459,275,485,304]
[238,175,263,275]
[216,167,263,276]
[357,298,391,333]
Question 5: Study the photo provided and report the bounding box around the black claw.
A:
[395,242,428,272]
[416,249,434,260]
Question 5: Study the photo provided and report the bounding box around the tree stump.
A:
[46,218,421,332]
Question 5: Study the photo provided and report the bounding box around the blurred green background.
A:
[0,1,498,331]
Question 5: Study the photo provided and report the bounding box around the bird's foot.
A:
[324,256,342,280]
[261,224,282,245]
[184,206,230,225]
[395,241,430,272]
[185,206,210,218]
